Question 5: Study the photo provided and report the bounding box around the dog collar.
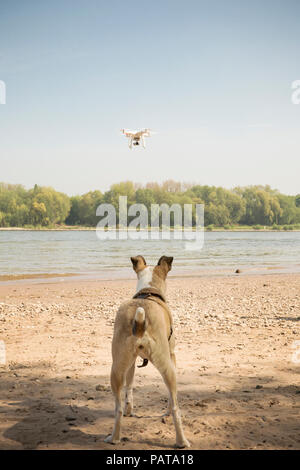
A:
[133,289,166,303]
[133,286,166,302]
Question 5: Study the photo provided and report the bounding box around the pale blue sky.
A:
[0,0,299,195]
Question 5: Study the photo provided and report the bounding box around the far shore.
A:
[0,226,300,232]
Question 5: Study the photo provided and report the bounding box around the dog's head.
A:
[130,255,173,294]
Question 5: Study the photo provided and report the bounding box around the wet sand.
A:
[0,274,299,450]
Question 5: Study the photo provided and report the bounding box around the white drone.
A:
[121,128,153,149]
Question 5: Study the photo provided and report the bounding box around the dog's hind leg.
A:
[155,358,190,448]
[104,365,125,444]
[164,336,176,417]
[124,360,135,417]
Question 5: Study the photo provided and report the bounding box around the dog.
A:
[104,255,190,448]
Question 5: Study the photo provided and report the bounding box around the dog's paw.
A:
[104,434,120,445]
[124,405,133,417]
[175,438,190,448]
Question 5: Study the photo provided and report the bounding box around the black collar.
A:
[133,287,166,303]
[133,290,165,302]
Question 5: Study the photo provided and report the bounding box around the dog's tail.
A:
[132,307,148,368]
[132,307,146,337]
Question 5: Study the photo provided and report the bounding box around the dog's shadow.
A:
[133,412,167,419]
[1,368,179,449]
[1,371,113,449]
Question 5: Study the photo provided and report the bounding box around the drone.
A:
[121,128,153,149]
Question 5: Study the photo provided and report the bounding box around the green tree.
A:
[30,201,48,226]
[28,186,70,225]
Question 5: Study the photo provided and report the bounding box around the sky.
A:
[0,0,299,196]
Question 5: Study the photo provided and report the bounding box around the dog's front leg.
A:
[163,401,172,417]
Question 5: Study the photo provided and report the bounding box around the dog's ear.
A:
[130,255,147,273]
[157,256,173,277]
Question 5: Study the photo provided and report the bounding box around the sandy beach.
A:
[0,273,299,450]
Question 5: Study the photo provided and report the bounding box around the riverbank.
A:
[0,225,300,231]
[0,273,299,449]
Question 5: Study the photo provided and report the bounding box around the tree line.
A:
[0,181,300,228]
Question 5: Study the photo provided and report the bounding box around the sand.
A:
[0,273,299,450]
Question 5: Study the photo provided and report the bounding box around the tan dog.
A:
[105,255,190,448]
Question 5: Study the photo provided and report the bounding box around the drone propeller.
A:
[142,129,158,136]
